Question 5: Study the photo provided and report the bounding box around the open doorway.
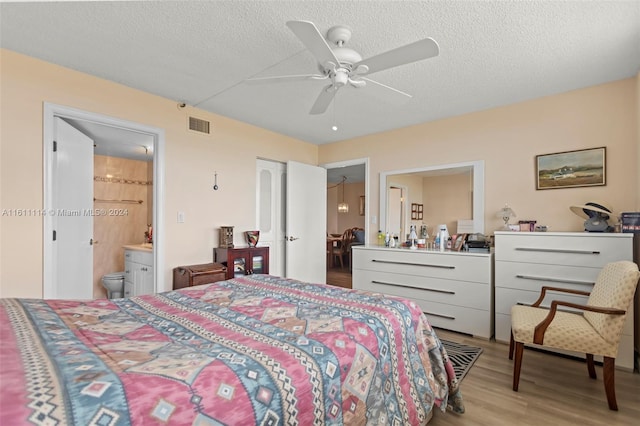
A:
[43,103,165,298]
[322,158,368,289]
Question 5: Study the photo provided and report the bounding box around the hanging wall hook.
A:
[213,171,219,190]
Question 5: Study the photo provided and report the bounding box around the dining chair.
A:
[509,260,640,410]
[332,229,354,269]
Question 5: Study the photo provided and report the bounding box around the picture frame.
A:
[411,203,423,220]
[359,196,365,216]
[453,233,466,251]
[535,147,606,190]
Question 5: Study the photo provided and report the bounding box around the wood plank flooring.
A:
[326,266,352,289]
[325,266,640,424]
[430,329,640,425]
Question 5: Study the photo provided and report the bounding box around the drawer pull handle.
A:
[371,259,455,269]
[423,311,455,320]
[515,274,595,286]
[515,247,600,255]
[371,280,455,295]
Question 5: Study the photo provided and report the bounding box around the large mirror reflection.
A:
[379,161,485,243]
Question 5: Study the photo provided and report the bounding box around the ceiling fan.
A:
[247,20,440,115]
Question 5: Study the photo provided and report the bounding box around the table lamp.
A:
[497,204,516,230]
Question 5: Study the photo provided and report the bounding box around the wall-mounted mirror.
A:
[379,160,485,242]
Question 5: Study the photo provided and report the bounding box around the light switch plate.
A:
[177,211,185,223]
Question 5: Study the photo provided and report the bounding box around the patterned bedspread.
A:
[0,274,463,425]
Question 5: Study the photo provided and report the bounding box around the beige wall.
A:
[422,173,472,239]
[319,78,639,242]
[0,49,317,298]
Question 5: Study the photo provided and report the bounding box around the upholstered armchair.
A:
[509,260,640,410]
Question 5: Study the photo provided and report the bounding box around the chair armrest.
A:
[531,286,592,307]
[532,300,626,344]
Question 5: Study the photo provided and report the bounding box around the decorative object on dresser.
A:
[497,204,516,231]
[215,246,269,279]
[173,262,227,290]
[352,246,494,339]
[245,230,260,247]
[494,231,635,370]
[509,261,640,410]
[219,226,234,248]
[535,146,606,190]
[570,201,614,232]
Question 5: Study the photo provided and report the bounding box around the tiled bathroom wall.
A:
[93,155,152,298]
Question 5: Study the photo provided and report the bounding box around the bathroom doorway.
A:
[43,103,165,298]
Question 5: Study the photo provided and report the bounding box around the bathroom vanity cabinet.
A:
[124,248,154,297]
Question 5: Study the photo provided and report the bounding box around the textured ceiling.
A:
[2,1,639,145]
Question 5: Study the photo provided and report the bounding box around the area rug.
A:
[441,339,483,382]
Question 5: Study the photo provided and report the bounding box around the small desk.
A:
[326,236,342,268]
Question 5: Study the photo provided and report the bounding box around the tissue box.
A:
[457,219,475,234]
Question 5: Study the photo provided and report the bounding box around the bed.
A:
[0,274,463,425]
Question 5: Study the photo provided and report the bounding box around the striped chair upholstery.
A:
[509,260,639,410]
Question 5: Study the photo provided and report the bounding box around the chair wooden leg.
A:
[586,354,597,379]
[512,341,524,391]
[509,331,514,360]
[603,357,618,411]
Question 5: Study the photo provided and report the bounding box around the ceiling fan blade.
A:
[361,77,412,98]
[286,20,340,68]
[309,85,337,115]
[246,74,327,84]
[354,37,439,75]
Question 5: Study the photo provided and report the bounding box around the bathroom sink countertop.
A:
[123,243,153,252]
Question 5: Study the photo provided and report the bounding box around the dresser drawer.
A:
[495,288,633,336]
[353,248,491,283]
[495,233,632,267]
[354,269,490,311]
[495,286,589,315]
[495,261,597,292]
[412,299,491,339]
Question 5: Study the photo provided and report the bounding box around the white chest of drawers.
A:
[352,245,494,339]
[494,231,634,370]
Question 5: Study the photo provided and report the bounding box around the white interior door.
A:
[286,161,327,283]
[52,117,94,299]
[256,159,286,277]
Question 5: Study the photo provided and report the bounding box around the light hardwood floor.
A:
[325,266,640,424]
[430,329,640,425]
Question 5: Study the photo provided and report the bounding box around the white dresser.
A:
[352,246,494,339]
[494,231,634,370]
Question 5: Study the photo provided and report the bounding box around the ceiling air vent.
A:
[188,116,211,135]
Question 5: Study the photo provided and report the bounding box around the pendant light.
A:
[338,176,349,213]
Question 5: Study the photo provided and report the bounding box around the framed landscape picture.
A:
[535,147,606,190]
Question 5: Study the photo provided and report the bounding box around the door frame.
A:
[320,157,370,244]
[43,103,166,297]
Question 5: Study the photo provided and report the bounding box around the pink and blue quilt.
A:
[0,274,463,425]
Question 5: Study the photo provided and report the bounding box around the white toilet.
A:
[102,272,124,299]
